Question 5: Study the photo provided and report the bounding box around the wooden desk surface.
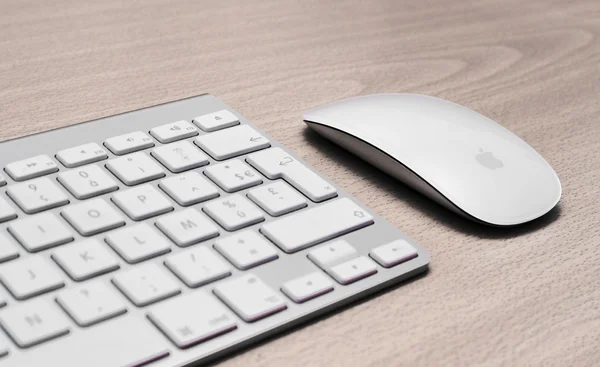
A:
[1,0,599,365]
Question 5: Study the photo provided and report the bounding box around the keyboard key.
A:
[193,110,239,132]
[5,154,59,181]
[0,173,5,187]
[0,257,64,300]
[165,246,231,287]
[214,230,278,270]
[370,239,418,268]
[7,177,69,214]
[195,125,270,160]
[56,282,127,326]
[282,272,334,303]
[56,142,108,168]
[262,198,373,253]
[308,240,357,270]
[248,180,307,216]
[204,159,262,192]
[8,212,73,252]
[0,340,6,357]
[106,152,165,186]
[57,164,118,199]
[52,239,119,281]
[112,184,173,221]
[0,232,19,263]
[156,208,219,247]
[148,291,237,348]
[151,140,209,173]
[203,194,264,231]
[0,196,17,223]
[104,131,154,155]
[106,223,171,263]
[159,171,219,206]
[328,256,378,285]
[62,198,125,236]
[112,263,180,307]
[149,120,198,143]
[247,147,337,202]
[0,299,70,348]
[214,274,286,322]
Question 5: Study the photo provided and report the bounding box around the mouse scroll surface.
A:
[304,94,561,226]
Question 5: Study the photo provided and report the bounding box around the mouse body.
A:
[303,94,561,226]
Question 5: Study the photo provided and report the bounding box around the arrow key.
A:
[327,256,378,285]
[282,272,334,303]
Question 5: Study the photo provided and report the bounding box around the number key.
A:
[7,177,69,214]
[57,164,118,199]
[106,152,165,186]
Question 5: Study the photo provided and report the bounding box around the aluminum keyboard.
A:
[0,94,430,366]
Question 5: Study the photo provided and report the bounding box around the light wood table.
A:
[1,0,599,365]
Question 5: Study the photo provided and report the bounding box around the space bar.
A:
[6,317,170,367]
[261,198,374,253]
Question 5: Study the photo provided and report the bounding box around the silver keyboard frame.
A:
[0,94,430,366]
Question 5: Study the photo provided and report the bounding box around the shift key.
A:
[261,198,373,253]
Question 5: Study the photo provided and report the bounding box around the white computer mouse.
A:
[303,93,561,226]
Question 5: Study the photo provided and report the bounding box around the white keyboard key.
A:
[282,272,334,303]
[0,173,5,187]
[0,299,70,348]
[204,159,262,192]
[0,340,6,357]
[106,223,171,263]
[7,177,69,214]
[149,120,198,143]
[149,291,237,348]
[106,152,165,186]
[56,142,108,168]
[262,198,373,253]
[328,256,378,285]
[195,125,270,160]
[56,282,127,326]
[193,110,240,132]
[203,194,264,231]
[248,147,337,202]
[0,232,19,263]
[151,140,209,173]
[308,240,357,269]
[248,180,307,216]
[104,131,154,155]
[52,239,119,281]
[0,196,17,223]
[0,257,64,300]
[159,171,219,206]
[214,230,278,270]
[5,154,59,181]
[8,212,73,252]
[165,246,231,287]
[214,274,287,322]
[62,198,125,236]
[370,239,418,268]
[112,263,180,306]
[57,164,118,199]
[112,184,173,221]
[156,208,219,247]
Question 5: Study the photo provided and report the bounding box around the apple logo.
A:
[476,148,503,169]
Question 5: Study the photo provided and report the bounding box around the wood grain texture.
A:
[1,0,599,365]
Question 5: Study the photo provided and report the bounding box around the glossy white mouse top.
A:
[303,94,561,226]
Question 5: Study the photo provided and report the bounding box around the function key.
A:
[195,125,270,160]
[193,110,240,132]
[104,131,154,155]
[5,154,59,181]
[370,239,418,268]
[56,142,108,168]
[149,120,198,144]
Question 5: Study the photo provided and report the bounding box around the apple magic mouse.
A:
[303,94,561,226]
